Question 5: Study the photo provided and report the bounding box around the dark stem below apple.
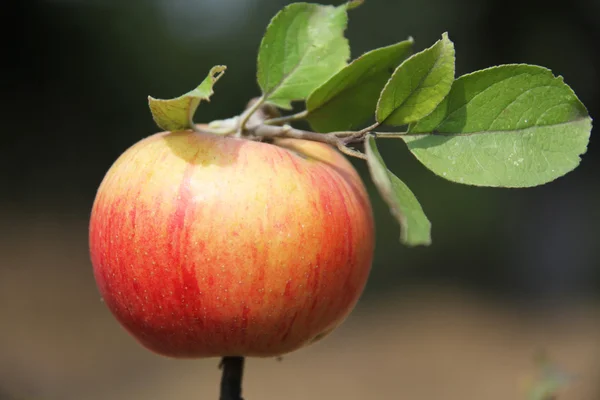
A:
[219,356,245,400]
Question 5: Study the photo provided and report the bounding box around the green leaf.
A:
[405,64,592,187]
[148,65,226,131]
[256,2,352,109]
[376,33,455,126]
[346,0,364,10]
[306,39,414,133]
[364,134,432,246]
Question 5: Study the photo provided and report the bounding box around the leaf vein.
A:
[487,84,560,130]
[435,70,541,129]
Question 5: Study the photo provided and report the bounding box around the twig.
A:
[336,143,367,159]
[219,357,245,400]
[238,97,266,133]
[341,121,381,143]
[253,124,369,159]
[253,124,339,146]
[225,106,386,160]
[263,110,309,126]
[371,131,409,139]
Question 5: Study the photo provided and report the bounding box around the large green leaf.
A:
[148,65,226,131]
[305,39,414,133]
[405,64,592,187]
[256,2,352,109]
[365,134,431,246]
[376,33,455,126]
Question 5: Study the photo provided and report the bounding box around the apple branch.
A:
[186,99,386,160]
[263,110,309,126]
[251,120,382,160]
[238,96,266,134]
[371,131,408,139]
[252,123,368,159]
[219,356,245,400]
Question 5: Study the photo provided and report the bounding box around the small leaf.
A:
[376,33,455,126]
[405,64,592,187]
[306,39,414,133]
[148,65,226,131]
[346,0,364,10]
[364,134,432,246]
[257,2,351,109]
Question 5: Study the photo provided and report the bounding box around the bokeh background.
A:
[2,0,600,399]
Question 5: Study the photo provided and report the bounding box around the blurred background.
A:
[2,0,600,399]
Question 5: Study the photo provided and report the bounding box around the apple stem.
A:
[219,356,245,400]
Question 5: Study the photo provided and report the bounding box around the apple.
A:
[89,128,375,358]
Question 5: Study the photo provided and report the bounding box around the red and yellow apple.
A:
[89,129,375,358]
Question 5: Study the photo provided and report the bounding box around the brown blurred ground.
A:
[1,214,599,400]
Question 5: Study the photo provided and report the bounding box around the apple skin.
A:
[89,129,375,358]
